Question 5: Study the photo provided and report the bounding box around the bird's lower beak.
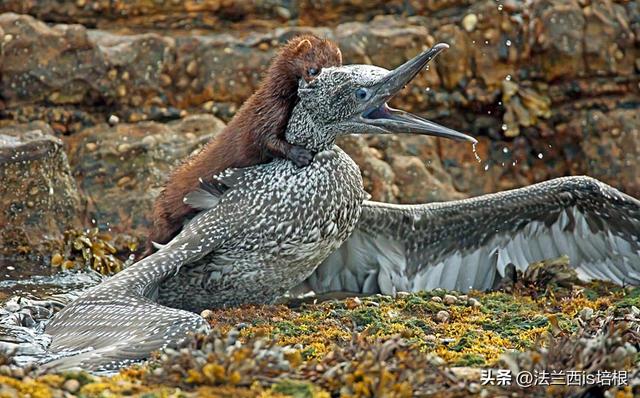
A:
[359,43,477,143]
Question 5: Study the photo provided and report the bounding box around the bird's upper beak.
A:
[358,43,477,143]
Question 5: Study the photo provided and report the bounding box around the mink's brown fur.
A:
[146,35,342,255]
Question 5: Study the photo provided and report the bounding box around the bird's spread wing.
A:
[44,167,261,371]
[304,176,640,294]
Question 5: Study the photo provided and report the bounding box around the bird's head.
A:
[285,43,477,152]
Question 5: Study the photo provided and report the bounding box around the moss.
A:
[615,287,640,309]
[349,306,383,328]
[453,353,486,366]
[3,273,639,397]
[271,380,329,398]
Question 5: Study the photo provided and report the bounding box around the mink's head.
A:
[269,35,342,93]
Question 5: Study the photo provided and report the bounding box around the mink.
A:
[145,35,342,255]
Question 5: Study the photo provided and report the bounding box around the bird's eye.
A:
[355,87,370,101]
[307,67,319,77]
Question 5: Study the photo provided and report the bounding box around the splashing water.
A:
[472,142,483,163]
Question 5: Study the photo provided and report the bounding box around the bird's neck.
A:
[284,107,336,153]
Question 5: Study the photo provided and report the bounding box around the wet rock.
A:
[65,114,225,241]
[0,1,471,30]
[0,122,82,255]
[0,0,638,204]
[530,0,585,81]
[577,108,640,198]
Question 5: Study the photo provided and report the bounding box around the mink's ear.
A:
[293,38,313,54]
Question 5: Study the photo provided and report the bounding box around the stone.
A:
[0,122,82,255]
[62,379,80,393]
[462,14,478,32]
[64,115,225,243]
[443,294,458,305]
[435,310,450,323]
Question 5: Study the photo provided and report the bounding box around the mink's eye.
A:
[307,67,319,77]
[355,87,371,101]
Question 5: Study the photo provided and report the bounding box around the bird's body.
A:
[147,35,342,252]
[156,147,365,312]
[44,146,365,370]
[42,44,640,372]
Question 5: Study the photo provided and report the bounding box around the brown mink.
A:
[146,35,342,254]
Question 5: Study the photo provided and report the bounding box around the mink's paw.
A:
[288,146,314,167]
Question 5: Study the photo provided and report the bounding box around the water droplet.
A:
[501,124,508,131]
[484,164,489,171]
[505,74,512,81]
[502,147,509,153]
[505,39,512,47]
[425,87,431,92]
[498,101,503,106]
[484,40,489,45]
[472,143,483,163]
[498,4,503,11]
[537,153,544,159]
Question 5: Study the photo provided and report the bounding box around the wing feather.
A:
[304,176,640,294]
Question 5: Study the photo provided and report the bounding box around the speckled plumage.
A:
[42,45,640,372]
[43,61,379,371]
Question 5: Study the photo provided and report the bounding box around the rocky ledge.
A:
[0,1,638,256]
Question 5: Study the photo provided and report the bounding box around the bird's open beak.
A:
[359,43,477,143]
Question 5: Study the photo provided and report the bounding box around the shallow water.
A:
[0,257,103,367]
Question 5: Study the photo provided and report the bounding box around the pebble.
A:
[468,298,481,308]
[63,379,80,393]
[141,135,157,147]
[0,365,11,376]
[435,310,450,323]
[431,296,443,303]
[11,367,24,378]
[462,13,479,32]
[275,6,291,20]
[85,142,97,151]
[159,73,172,87]
[117,143,131,153]
[108,114,120,125]
[443,294,458,305]
[396,291,410,298]
[186,60,198,77]
[424,334,437,343]
[200,309,213,319]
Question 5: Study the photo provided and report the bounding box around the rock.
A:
[0,122,82,255]
[468,298,481,308]
[443,294,458,305]
[431,296,443,303]
[435,310,450,323]
[0,0,638,211]
[462,14,478,32]
[530,0,585,81]
[65,114,225,242]
[62,379,80,393]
